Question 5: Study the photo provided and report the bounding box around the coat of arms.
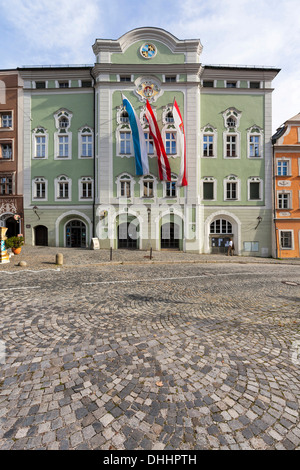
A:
[134,78,162,103]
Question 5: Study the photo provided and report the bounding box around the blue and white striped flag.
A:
[122,94,149,176]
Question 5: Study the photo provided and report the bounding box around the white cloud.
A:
[0,0,103,64]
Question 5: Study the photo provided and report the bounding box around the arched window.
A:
[210,219,232,234]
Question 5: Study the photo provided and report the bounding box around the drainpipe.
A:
[90,67,96,239]
[272,138,279,259]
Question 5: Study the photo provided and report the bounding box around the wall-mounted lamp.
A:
[32,206,40,220]
[255,216,262,230]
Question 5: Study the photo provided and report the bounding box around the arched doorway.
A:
[66,220,87,248]
[118,221,138,249]
[34,225,48,246]
[210,218,233,254]
[161,222,180,249]
[4,216,18,239]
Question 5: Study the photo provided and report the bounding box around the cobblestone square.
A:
[0,247,300,450]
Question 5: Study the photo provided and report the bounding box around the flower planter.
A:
[12,247,22,255]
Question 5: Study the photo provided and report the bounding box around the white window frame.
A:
[55,175,72,202]
[0,173,14,195]
[201,177,217,201]
[223,132,240,159]
[54,109,73,160]
[277,191,292,210]
[143,131,155,156]
[277,157,291,176]
[32,177,48,201]
[78,126,94,159]
[248,177,263,201]
[0,111,13,130]
[164,130,177,156]
[139,174,157,198]
[79,177,94,201]
[116,173,135,199]
[247,126,264,159]
[201,124,217,158]
[163,173,178,198]
[279,230,294,250]
[224,175,240,201]
[32,127,49,159]
[0,140,13,161]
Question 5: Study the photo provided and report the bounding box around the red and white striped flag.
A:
[145,99,171,181]
[173,99,187,187]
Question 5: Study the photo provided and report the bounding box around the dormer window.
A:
[59,117,69,129]
[120,109,129,123]
[227,116,236,128]
[165,111,174,123]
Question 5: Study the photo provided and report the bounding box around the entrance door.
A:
[66,220,87,248]
[34,225,48,246]
[118,222,137,249]
[161,222,180,249]
[211,236,231,254]
[5,217,18,238]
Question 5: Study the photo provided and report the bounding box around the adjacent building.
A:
[0,71,24,238]
[19,67,94,247]
[272,113,300,258]
[1,27,282,256]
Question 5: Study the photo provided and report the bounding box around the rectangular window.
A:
[82,182,92,198]
[166,181,176,197]
[36,136,46,158]
[82,135,93,157]
[203,135,214,157]
[249,182,260,200]
[226,135,236,157]
[165,76,176,82]
[165,132,177,155]
[144,133,154,155]
[58,136,69,157]
[35,182,46,199]
[226,182,237,200]
[250,81,260,89]
[226,81,237,88]
[203,81,214,87]
[120,76,131,82]
[36,81,46,89]
[203,182,214,200]
[143,181,154,197]
[0,176,13,195]
[0,143,12,160]
[278,193,290,209]
[249,136,260,157]
[120,181,131,197]
[58,182,69,199]
[277,161,288,176]
[81,81,92,87]
[281,231,292,249]
[59,81,69,88]
[120,132,131,154]
[1,112,12,128]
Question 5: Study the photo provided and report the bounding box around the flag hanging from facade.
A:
[173,99,187,187]
[122,94,149,176]
[145,99,171,181]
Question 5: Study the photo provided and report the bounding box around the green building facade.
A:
[19,28,280,256]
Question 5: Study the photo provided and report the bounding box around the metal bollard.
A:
[150,247,153,260]
[110,247,112,261]
[56,253,63,266]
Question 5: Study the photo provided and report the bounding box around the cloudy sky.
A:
[1,0,299,132]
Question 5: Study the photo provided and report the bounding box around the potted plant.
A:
[5,236,24,255]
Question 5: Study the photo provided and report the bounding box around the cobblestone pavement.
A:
[0,248,300,450]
